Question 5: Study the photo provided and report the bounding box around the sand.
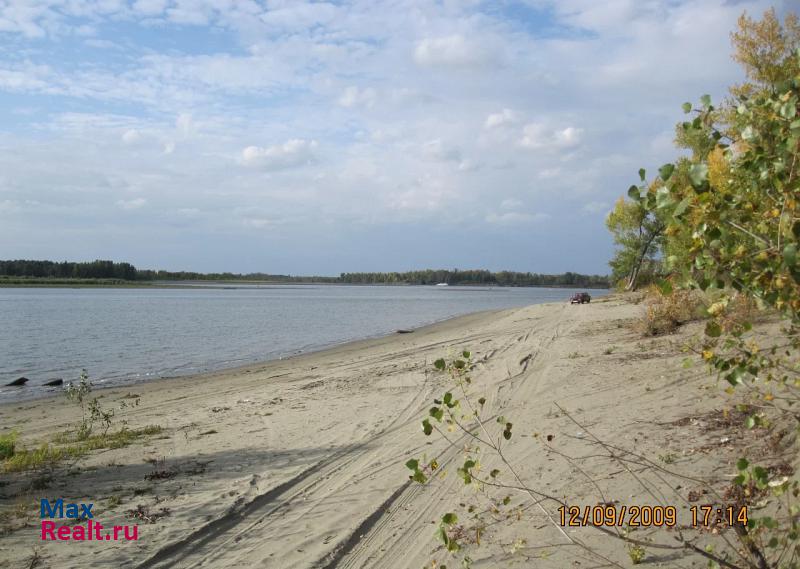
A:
[1,297,792,568]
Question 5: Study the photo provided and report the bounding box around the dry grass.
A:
[637,286,706,336]
[2,425,164,473]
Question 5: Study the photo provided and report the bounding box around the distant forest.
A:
[0,260,609,288]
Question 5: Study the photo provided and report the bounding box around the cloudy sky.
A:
[0,0,790,275]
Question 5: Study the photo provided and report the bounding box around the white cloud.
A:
[414,35,500,69]
[116,198,147,210]
[520,123,584,150]
[0,65,50,91]
[338,86,377,109]
[241,139,318,170]
[485,109,517,129]
[121,129,143,144]
[132,0,168,16]
[485,212,550,225]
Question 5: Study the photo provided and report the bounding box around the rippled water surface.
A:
[0,285,606,401]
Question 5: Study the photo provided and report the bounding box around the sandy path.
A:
[1,298,774,569]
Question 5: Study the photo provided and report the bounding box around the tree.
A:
[605,192,665,290]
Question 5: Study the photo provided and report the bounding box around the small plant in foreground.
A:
[65,370,114,439]
[627,544,646,564]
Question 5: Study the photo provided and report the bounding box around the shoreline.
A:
[0,306,510,408]
[1,287,608,404]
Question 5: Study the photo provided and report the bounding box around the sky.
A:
[0,0,791,275]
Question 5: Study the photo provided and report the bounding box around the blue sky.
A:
[0,0,789,275]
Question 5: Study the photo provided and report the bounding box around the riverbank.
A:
[1,297,791,568]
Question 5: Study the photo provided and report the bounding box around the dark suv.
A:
[570,292,591,304]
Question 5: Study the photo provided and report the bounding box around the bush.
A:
[638,286,704,336]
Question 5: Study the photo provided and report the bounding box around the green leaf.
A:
[422,418,433,436]
[502,496,511,506]
[673,197,691,217]
[655,186,673,208]
[490,469,500,478]
[736,458,749,471]
[682,102,692,114]
[705,321,722,337]
[783,243,797,267]
[726,367,744,386]
[477,397,486,406]
[503,430,512,440]
[429,406,444,422]
[688,164,709,188]
[412,470,427,484]
[780,101,797,119]
[638,168,646,182]
[657,279,673,295]
[658,163,675,181]
[464,459,476,469]
[434,358,446,371]
[405,458,419,470]
[462,350,471,359]
[442,513,458,525]
[700,94,711,108]
[627,185,640,200]
[453,359,465,370]
[745,416,755,429]
[443,392,453,406]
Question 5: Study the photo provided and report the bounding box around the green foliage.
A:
[605,196,666,290]
[65,370,114,439]
[0,431,17,460]
[2,443,85,473]
[627,544,646,565]
[608,10,800,568]
[2,425,163,474]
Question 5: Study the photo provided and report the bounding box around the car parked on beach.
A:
[570,292,591,304]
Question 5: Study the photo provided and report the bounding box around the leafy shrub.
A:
[65,369,114,439]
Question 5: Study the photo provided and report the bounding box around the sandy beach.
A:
[1,296,791,568]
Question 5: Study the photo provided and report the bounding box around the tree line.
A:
[339,269,609,287]
[0,260,609,288]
